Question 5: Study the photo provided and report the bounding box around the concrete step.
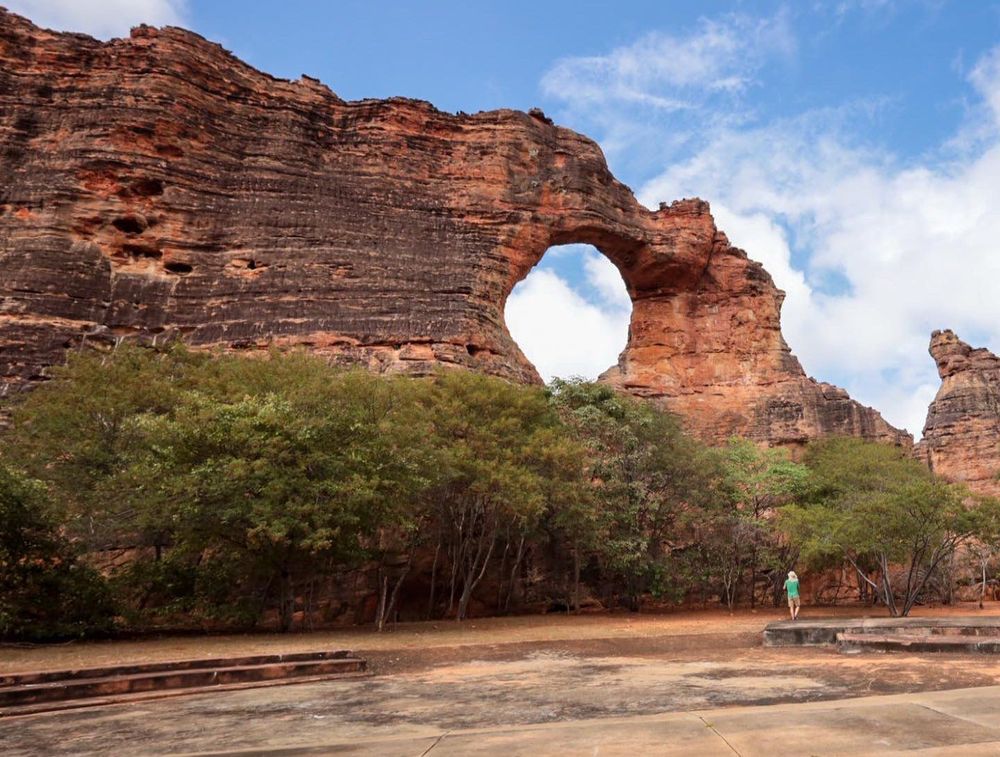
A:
[0,649,353,688]
[0,669,372,718]
[764,616,1000,647]
[837,632,1000,654]
[846,625,1000,638]
[0,655,366,709]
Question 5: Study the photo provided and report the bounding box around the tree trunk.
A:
[377,562,410,631]
[878,554,900,617]
[427,539,441,620]
[375,572,389,632]
[278,569,295,632]
[504,534,526,613]
[572,542,581,614]
[496,534,510,610]
[981,559,988,610]
[457,528,496,621]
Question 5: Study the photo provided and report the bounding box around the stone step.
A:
[0,649,353,688]
[0,670,372,719]
[845,625,1000,638]
[837,632,1000,654]
[764,616,1000,647]
[0,656,365,709]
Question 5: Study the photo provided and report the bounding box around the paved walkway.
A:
[187,685,1000,756]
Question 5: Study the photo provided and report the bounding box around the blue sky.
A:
[10,1,1000,437]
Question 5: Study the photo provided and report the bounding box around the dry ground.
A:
[4,604,1000,755]
[4,602,999,675]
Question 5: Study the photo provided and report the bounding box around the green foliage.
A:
[783,437,976,616]
[549,379,722,609]
[122,359,432,630]
[11,343,996,634]
[713,438,809,608]
[7,346,434,630]
[7,344,206,551]
[0,464,115,640]
[421,371,583,619]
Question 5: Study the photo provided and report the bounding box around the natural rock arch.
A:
[0,9,907,447]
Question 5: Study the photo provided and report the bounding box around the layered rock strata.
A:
[917,330,1000,496]
[0,9,908,446]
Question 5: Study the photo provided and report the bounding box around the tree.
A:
[128,364,430,631]
[421,371,566,620]
[0,463,115,640]
[6,344,204,554]
[784,438,979,617]
[719,438,808,607]
[6,345,435,631]
[549,379,721,611]
[968,495,1000,608]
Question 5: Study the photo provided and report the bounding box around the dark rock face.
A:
[0,9,908,446]
[916,330,1000,496]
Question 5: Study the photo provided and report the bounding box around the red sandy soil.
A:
[3,602,999,676]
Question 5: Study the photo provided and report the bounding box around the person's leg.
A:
[793,597,800,619]
[788,597,795,619]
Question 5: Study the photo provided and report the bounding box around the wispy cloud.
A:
[541,13,795,111]
[6,0,189,39]
[538,11,796,177]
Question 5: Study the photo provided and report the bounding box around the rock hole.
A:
[122,243,162,259]
[128,178,164,197]
[227,258,269,275]
[164,261,193,275]
[505,243,631,382]
[155,143,184,158]
[112,215,147,234]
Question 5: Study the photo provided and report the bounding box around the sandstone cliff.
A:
[0,9,908,446]
[917,330,1000,496]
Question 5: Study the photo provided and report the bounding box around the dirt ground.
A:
[3,605,1000,755]
[4,602,999,676]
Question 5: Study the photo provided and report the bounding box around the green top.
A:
[784,578,800,598]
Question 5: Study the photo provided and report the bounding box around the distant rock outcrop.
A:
[0,9,908,447]
[917,330,1000,496]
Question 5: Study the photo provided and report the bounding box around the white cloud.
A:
[970,46,1000,127]
[636,58,1000,438]
[504,251,631,383]
[582,252,633,312]
[539,11,795,178]
[6,0,189,39]
[541,13,794,111]
[542,12,1000,440]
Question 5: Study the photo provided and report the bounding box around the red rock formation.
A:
[916,330,1000,496]
[0,9,908,446]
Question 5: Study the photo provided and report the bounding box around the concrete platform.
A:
[176,685,1000,756]
[763,616,1000,647]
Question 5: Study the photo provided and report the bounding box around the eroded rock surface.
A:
[0,10,908,446]
[917,330,1000,496]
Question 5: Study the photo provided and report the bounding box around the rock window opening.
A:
[504,243,631,383]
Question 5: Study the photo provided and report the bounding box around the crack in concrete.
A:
[698,715,742,756]
[914,702,1000,737]
[420,730,450,756]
